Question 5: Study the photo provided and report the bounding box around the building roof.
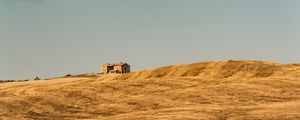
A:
[115,62,129,66]
[102,63,114,66]
[102,62,130,67]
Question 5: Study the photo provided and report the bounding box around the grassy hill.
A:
[0,60,300,120]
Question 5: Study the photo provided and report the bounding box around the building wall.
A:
[113,65,122,73]
[101,65,107,73]
[122,65,130,73]
[102,64,114,73]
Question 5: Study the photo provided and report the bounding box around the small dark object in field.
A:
[65,74,72,77]
[34,77,40,80]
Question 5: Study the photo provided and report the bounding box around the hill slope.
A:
[0,60,300,120]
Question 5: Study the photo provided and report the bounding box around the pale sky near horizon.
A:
[1,0,300,79]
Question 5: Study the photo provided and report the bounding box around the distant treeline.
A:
[0,79,30,83]
[0,73,100,83]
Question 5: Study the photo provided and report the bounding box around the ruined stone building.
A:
[101,62,130,74]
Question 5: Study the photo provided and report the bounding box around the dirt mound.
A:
[212,60,281,78]
[116,60,284,80]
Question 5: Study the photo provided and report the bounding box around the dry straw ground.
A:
[0,60,300,120]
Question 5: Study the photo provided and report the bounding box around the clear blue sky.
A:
[1,0,300,79]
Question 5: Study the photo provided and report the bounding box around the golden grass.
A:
[0,60,300,120]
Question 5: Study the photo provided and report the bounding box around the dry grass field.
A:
[0,60,300,120]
